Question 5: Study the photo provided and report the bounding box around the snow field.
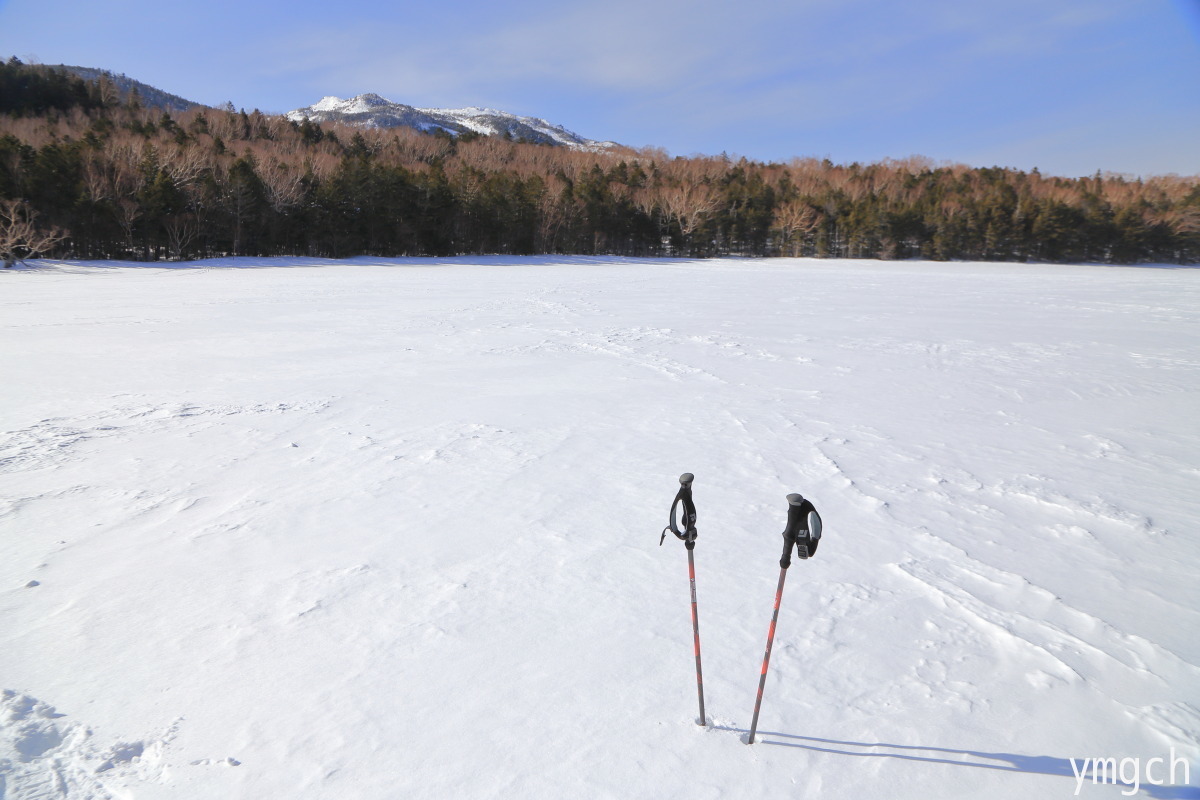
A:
[1,257,1197,799]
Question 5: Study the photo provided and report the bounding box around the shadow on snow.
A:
[711,727,1200,798]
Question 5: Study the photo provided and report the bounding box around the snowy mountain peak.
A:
[310,94,396,114]
[311,96,348,112]
[287,94,618,151]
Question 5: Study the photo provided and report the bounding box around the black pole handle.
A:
[678,473,697,549]
[661,473,698,550]
[779,492,822,568]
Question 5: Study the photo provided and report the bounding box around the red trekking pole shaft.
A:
[747,565,788,744]
[747,492,821,744]
[687,547,706,726]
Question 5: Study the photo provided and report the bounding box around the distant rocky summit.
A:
[287,93,617,150]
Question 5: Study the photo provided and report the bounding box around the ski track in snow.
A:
[1,256,1198,799]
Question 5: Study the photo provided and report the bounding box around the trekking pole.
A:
[660,472,706,726]
[747,492,823,744]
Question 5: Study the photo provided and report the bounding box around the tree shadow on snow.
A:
[16,255,709,272]
[716,729,1199,798]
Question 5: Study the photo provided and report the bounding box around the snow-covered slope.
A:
[287,94,619,150]
[1,257,1197,799]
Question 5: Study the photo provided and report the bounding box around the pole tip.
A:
[679,473,694,486]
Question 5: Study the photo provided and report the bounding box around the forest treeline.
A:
[2,59,1199,263]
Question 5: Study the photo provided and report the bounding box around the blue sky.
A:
[1,0,1197,177]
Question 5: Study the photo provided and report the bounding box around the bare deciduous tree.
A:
[163,212,199,260]
[0,199,67,267]
[159,143,207,189]
[257,158,306,213]
[773,200,823,256]
[658,182,719,238]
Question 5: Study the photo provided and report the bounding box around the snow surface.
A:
[1,256,1198,799]
[311,95,349,113]
[415,106,571,144]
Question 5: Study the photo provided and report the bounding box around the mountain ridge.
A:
[52,64,201,113]
[14,60,619,150]
[287,93,619,151]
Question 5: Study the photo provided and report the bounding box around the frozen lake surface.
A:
[2,256,1197,798]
